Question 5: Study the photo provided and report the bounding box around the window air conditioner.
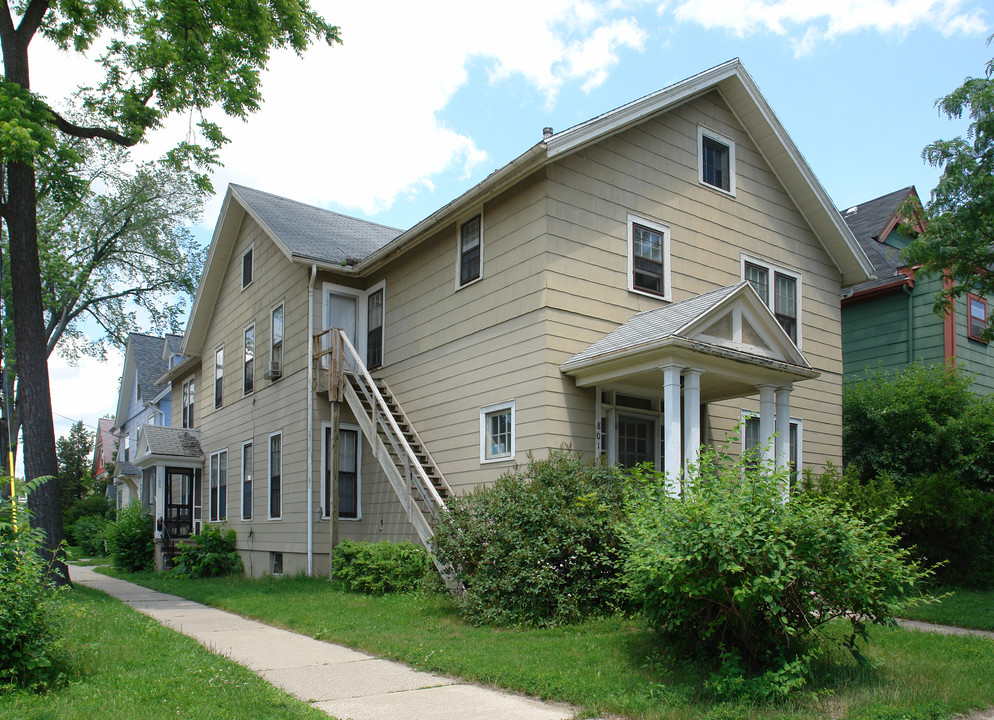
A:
[264,361,282,379]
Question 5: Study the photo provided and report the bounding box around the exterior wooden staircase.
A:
[314,329,451,549]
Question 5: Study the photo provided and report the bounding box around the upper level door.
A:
[326,291,358,347]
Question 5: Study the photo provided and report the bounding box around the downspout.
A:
[306,264,317,576]
[904,283,914,365]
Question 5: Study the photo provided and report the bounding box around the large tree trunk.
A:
[2,20,69,586]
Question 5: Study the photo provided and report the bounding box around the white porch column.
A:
[154,467,165,539]
[757,384,776,463]
[775,385,792,471]
[682,368,703,482]
[662,364,683,496]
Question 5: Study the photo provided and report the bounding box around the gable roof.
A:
[114,333,179,425]
[840,186,918,298]
[134,425,204,466]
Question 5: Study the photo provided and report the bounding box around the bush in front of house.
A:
[71,514,109,557]
[105,502,155,572]
[622,446,931,700]
[63,494,113,547]
[170,524,243,578]
[0,480,68,690]
[431,449,627,627]
[333,539,429,594]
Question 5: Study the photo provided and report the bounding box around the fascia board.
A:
[114,345,135,426]
[229,184,296,263]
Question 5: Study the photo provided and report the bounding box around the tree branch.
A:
[48,107,138,147]
[15,0,49,42]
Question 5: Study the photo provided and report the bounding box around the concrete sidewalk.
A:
[70,565,576,720]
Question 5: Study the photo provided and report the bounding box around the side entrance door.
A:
[164,467,195,539]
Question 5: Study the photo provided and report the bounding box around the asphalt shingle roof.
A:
[231,184,402,266]
[563,283,744,367]
[840,187,913,294]
[130,333,178,402]
[142,425,203,460]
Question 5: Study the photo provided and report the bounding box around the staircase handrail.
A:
[330,328,446,512]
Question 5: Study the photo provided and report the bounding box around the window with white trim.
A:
[243,324,255,395]
[480,401,514,463]
[457,214,482,287]
[214,346,224,408]
[743,414,801,481]
[628,214,671,300]
[968,294,988,342]
[698,125,736,195]
[268,432,282,519]
[242,247,254,289]
[182,377,195,429]
[742,257,800,345]
[209,449,227,522]
[241,441,253,521]
[367,288,384,369]
[322,425,360,520]
[271,303,284,379]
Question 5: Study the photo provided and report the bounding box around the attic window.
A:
[968,294,988,343]
[242,247,254,289]
[698,126,736,196]
[457,214,482,288]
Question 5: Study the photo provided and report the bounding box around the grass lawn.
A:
[0,585,330,720]
[899,588,994,632]
[102,569,994,720]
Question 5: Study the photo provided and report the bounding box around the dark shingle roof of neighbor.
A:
[840,187,913,294]
[143,426,203,459]
[129,333,175,402]
[230,184,402,266]
[116,460,140,477]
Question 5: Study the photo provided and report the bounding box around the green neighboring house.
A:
[840,186,994,393]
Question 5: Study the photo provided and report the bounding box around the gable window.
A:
[627,215,671,300]
[744,414,801,481]
[269,432,282,519]
[698,126,736,195]
[242,247,254,289]
[458,214,482,287]
[271,303,284,378]
[480,401,515,463]
[209,449,227,522]
[367,288,384,368]
[323,425,360,520]
[214,346,224,408]
[244,324,255,395]
[968,294,988,342]
[123,434,130,462]
[743,258,800,345]
[182,377,195,429]
[241,441,253,521]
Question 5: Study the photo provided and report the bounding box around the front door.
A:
[617,415,656,468]
[164,467,194,539]
[326,291,358,346]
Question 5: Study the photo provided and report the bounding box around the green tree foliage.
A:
[334,540,430,594]
[903,41,994,339]
[55,420,93,513]
[622,447,930,699]
[0,0,340,579]
[431,450,626,627]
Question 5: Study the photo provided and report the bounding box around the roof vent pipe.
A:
[542,127,553,139]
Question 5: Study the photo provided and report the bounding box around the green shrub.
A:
[0,479,68,690]
[334,539,429,594]
[170,524,243,578]
[105,502,154,572]
[431,450,626,627]
[71,514,109,557]
[622,446,931,698]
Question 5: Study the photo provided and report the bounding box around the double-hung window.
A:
[271,303,284,377]
[744,415,801,481]
[269,432,282,519]
[367,288,384,368]
[182,378,195,428]
[241,441,253,521]
[209,450,227,522]
[628,215,671,300]
[244,324,255,395]
[214,346,224,408]
[480,401,514,463]
[242,247,254,289]
[968,294,988,342]
[743,258,800,345]
[698,125,736,195]
[458,214,482,287]
[323,426,360,519]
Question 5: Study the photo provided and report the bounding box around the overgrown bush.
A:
[334,539,429,594]
[622,447,930,699]
[63,494,112,546]
[0,479,68,690]
[105,502,154,572]
[431,450,626,627]
[171,524,243,578]
[71,514,109,557]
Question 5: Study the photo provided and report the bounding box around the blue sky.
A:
[27,0,993,446]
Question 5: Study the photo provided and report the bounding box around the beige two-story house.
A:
[134,59,872,576]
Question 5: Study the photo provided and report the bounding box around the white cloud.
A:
[48,350,123,443]
[667,0,988,55]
